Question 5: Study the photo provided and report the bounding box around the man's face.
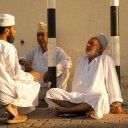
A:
[85,37,103,59]
[37,32,48,52]
[7,25,16,43]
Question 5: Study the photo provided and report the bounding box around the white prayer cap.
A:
[0,14,15,27]
[38,22,47,32]
[96,33,108,50]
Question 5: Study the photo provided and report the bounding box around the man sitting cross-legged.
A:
[45,34,127,119]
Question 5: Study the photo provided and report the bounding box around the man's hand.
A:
[19,58,32,72]
[29,71,40,82]
[43,71,49,83]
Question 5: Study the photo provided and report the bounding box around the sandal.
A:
[6,114,27,124]
[57,112,85,117]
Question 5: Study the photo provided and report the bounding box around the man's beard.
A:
[7,33,15,44]
[38,41,47,51]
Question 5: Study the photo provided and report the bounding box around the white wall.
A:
[0,0,128,102]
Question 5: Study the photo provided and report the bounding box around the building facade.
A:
[0,0,128,102]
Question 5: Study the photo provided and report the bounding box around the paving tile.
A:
[0,106,128,128]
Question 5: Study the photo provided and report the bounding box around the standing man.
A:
[19,22,72,99]
[45,34,126,119]
[0,14,40,123]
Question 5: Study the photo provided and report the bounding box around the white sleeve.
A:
[56,47,72,76]
[104,55,123,104]
[14,70,34,83]
[6,45,34,82]
[24,48,37,64]
[6,45,21,78]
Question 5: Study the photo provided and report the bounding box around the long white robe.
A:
[45,54,123,119]
[24,47,72,90]
[0,40,40,113]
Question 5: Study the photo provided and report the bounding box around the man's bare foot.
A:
[111,106,128,114]
[6,114,27,124]
[4,104,27,124]
[85,111,95,117]
[5,104,19,117]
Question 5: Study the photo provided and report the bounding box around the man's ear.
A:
[99,45,104,55]
[4,27,10,35]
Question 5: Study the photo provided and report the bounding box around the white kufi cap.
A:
[96,33,108,50]
[38,22,47,32]
[0,14,15,27]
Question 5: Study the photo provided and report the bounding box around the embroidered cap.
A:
[0,14,15,27]
[38,22,47,32]
[96,33,108,50]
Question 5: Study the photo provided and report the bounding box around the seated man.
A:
[0,14,40,123]
[45,34,126,119]
[19,22,72,99]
